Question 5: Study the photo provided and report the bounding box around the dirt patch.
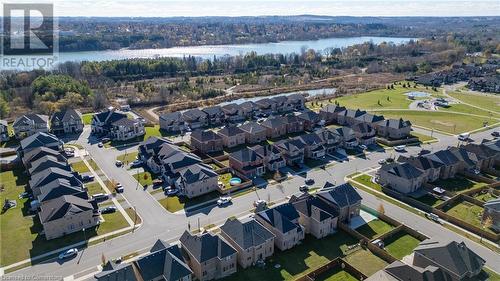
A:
[430,120,454,127]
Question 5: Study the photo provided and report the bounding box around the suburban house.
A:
[144,142,187,174]
[282,115,304,134]
[238,122,267,144]
[30,167,82,197]
[296,133,326,159]
[13,113,49,139]
[449,147,482,172]
[174,163,219,198]
[39,195,99,240]
[91,108,128,136]
[182,108,208,129]
[317,182,362,222]
[351,122,376,145]
[17,132,62,160]
[94,261,139,281]
[375,118,412,140]
[220,217,275,269]
[355,112,385,125]
[366,260,449,281]
[272,96,289,113]
[462,143,498,170]
[217,126,246,148]
[109,117,145,141]
[0,120,10,142]
[240,101,258,118]
[337,109,367,126]
[412,239,486,281]
[319,104,346,124]
[50,108,84,135]
[289,193,338,239]
[297,111,320,131]
[255,98,277,115]
[161,151,203,181]
[315,129,342,154]
[179,231,237,281]
[377,162,426,194]
[229,148,265,178]
[480,139,500,166]
[398,155,443,182]
[23,147,66,168]
[222,104,245,123]
[334,127,358,149]
[28,155,70,175]
[424,149,462,179]
[249,144,286,171]
[138,136,171,163]
[256,203,305,251]
[190,130,224,153]
[483,198,500,232]
[261,116,287,139]
[134,239,193,281]
[202,106,225,125]
[274,139,305,166]
[37,179,86,203]
[285,94,306,111]
[160,112,185,132]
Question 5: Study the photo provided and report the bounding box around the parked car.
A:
[166,188,179,196]
[101,137,111,143]
[115,183,124,193]
[92,193,108,201]
[253,199,267,207]
[378,159,386,165]
[97,142,103,148]
[299,185,309,192]
[458,133,470,141]
[81,174,95,182]
[115,160,123,167]
[153,179,164,186]
[304,178,315,185]
[394,145,406,152]
[426,213,441,224]
[101,206,117,214]
[217,196,232,206]
[18,191,32,199]
[358,144,368,150]
[491,131,500,138]
[58,248,78,260]
[130,160,143,167]
[418,149,431,155]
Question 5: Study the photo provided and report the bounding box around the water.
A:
[57,36,414,64]
[220,88,336,106]
[405,91,430,98]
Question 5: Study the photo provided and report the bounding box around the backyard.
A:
[443,200,494,233]
[383,232,422,259]
[314,267,359,281]
[355,219,395,240]
[433,177,486,194]
[414,194,444,207]
[218,172,234,190]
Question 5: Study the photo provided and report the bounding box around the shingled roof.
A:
[39,195,95,223]
[221,217,275,250]
[317,183,362,208]
[380,162,424,180]
[257,203,301,234]
[180,231,236,263]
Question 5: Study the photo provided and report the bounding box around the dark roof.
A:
[139,136,170,157]
[191,129,222,142]
[240,101,258,111]
[298,111,320,122]
[425,149,461,166]
[334,127,355,138]
[180,231,236,263]
[94,261,139,281]
[356,113,385,123]
[250,144,281,158]
[297,133,324,146]
[182,108,207,121]
[24,147,65,164]
[230,148,262,163]
[383,261,446,281]
[320,104,346,113]
[414,239,486,277]
[39,195,95,223]
[13,114,48,127]
[275,138,306,152]
[449,147,479,167]
[29,167,79,189]
[217,126,245,137]
[93,109,127,125]
[352,122,375,134]
[291,195,339,222]
[377,118,412,129]
[39,180,86,202]
[29,156,70,175]
[176,164,218,185]
[202,106,223,116]
[283,115,303,124]
[462,143,496,160]
[164,152,202,171]
[221,217,275,250]
[380,162,424,179]
[239,122,266,134]
[481,139,500,152]
[261,116,286,129]
[255,98,276,109]
[160,112,183,125]
[135,240,192,281]
[286,94,305,102]
[221,103,242,115]
[20,132,60,151]
[343,109,367,118]
[50,109,82,123]
[111,117,140,127]
[257,203,301,233]
[400,155,444,170]
[317,183,362,208]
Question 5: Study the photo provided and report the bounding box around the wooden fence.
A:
[295,258,367,281]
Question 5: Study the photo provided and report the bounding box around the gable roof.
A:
[50,109,82,123]
[221,103,242,115]
[425,150,461,166]
[380,162,424,180]
[291,195,339,222]
[275,138,306,152]
[221,217,275,250]
[93,109,127,125]
[28,156,70,175]
[449,147,480,167]
[343,109,367,118]
[38,181,85,203]
[13,114,48,127]
[239,122,266,134]
[217,126,245,137]
[382,261,446,281]
[230,148,262,163]
[261,116,286,129]
[191,129,222,142]
[23,147,65,164]
[317,183,362,208]
[160,111,184,125]
[202,106,223,116]
[29,167,78,189]
[352,122,375,134]
[356,113,385,124]
[164,152,202,171]
[414,239,485,277]
[94,261,139,281]
[377,118,412,129]
[20,132,60,151]
[240,101,258,111]
[182,108,207,121]
[257,203,302,234]
[180,231,236,263]
[297,132,324,146]
[334,127,355,139]
[176,163,218,185]
[399,155,444,170]
[320,104,346,114]
[298,111,320,122]
[39,195,95,223]
[136,240,192,281]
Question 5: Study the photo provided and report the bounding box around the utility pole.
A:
[133,206,137,232]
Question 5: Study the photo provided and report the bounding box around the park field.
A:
[447,91,500,113]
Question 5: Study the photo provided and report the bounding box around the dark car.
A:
[492,131,500,138]
[418,149,431,156]
[101,206,117,214]
[299,185,309,192]
[81,174,95,182]
[305,178,315,185]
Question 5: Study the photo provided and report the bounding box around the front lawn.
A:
[158,192,221,213]
[71,160,90,173]
[433,177,486,194]
[82,113,94,125]
[352,174,382,191]
[117,151,139,164]
[85,181,104,196]
[133,171,154,186]
[383,232,421,259]
[355,219,395,240]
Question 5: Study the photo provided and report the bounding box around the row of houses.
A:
[319,104,413,140]
[138,137,220,198]
[17,132,100,240]
[95,182,362,281]
[159,94,306,132]
[2,109,85,140]
[377,139,500,195]
[91,107,146,141]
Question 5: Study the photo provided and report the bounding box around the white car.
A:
[394,145,406,152]
[58,248,78,260]
[359,144,368,150]
[131,160,143,167]
[115,160,123,167]
[217,196,232,206]
[253,199,267,207]
[378,159,386,165]
[166,188,179,196]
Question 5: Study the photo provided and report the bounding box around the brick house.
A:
[290,193,339,239]
[190,129,224,153]
[261,116,287,139]
[317,183,362,223]
[377,162,426,194]
[238,122,267,144]
[229,148,265,178]
[217,126,246,148]
[159,111,185,132]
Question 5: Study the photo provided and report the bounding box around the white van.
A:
[458,133,470,141]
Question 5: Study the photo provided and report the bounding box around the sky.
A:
[4,0,500,17]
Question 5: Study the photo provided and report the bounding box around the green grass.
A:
[158,197,185,213]
[117,151,138,164]
[97,208,130,234]
[473,192,498,202]
[218,172,234,190]
[447,91,500,113]
[158,191,221,213]
[383,232,421,259]
[355,219,395,240]
[414,194,444,207]
[133,171,154,186]
[85,181,104,196]
[433,176,486,194]
[314,267,359,281]
[82,113,94,125]
[88,159,100,171]
[71,160,90,173]
[443,201,494,233]
[352,174,382,191]
[484,268,500,281]
[371,110,493,134]
[410,131,438,143]
[108,125,164,147]
[343,249,388,277]
[439,103,500,118]
[222,231,359,281]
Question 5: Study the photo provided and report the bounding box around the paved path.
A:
[3,126,500,280]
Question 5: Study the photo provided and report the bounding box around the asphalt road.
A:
[4,126,500,280]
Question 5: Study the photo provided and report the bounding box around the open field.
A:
[439,103,500,118]
[355,219,395,240]
[447,91,500,113]
[371,110,493,134]
[0,169,129,266]
[383,232,421,259]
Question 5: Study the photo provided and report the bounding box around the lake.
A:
[57,36,415,63]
